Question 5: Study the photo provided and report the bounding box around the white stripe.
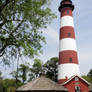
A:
[61,16,74,28]
[59,38,77,52]
[58,64,80,80]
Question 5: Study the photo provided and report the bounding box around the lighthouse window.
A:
[67,10,69,14]
[68,33,71,37]
[69,58,72,62]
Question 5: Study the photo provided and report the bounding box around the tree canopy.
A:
[82,69,92,83]
[10,57,58,83]
[0,0,56,65]
[18,64,29,83]
[44,57,58,82]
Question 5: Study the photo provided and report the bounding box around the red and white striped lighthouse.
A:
[58,0,80,84]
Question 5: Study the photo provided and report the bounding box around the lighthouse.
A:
[58,0,90,92]
[58,0,80,84]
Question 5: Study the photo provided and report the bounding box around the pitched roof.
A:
[89,84,92,91]
[16,76,68,92]
[61,75,90,85]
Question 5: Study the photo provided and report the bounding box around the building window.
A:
[75,77,79,81]
[67,10,69,14]
[68,33,71,37]
[69,58,72,62]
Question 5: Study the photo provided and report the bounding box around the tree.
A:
[82,75,92,83]
[0,0,56,65]
[10,70,21,87]
[29,58,43,81]
[82,69,92,83]
[7,86,16,92]
[87,69,92,78]
[28,57,58,82]
[0,79,17,92]
[44,57,58,82]
[0,71,2,79]
[18,64,29,83]
[0,79,4,92]
[87,69,92,83]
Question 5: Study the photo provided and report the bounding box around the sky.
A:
[1,0,92,78]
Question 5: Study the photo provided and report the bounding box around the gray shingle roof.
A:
[16,76,68,92]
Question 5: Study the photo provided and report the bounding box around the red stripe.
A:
[60,26,75,39]
[59,50,78,64]
[61,8,72,17]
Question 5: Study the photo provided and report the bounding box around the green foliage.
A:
[0,78,23,92]
[0,71,2,79]
[87,69,92,83]
[28,57,58,82]
[0,0,56,65]
[0,79,19,92]
[44,57,58,82]
[33,58,43,68]
[82,69,92,83]
[82,75,92,83]
[0,80,4,92]
[29,58,43,81]
[7,87,16,92]
[18,64,29,83]
[87,69,92,78]
[3,79,16,88]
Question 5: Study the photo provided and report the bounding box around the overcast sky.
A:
[1,0,92,78]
